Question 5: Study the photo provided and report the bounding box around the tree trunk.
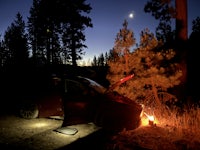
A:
[175,0,188,101]
[175,0,188,41]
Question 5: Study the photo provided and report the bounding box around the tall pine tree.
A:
[108,19,136,77]
[28,0,93,66]
[4,12,29,68]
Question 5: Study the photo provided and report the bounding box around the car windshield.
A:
[77,76,107,94]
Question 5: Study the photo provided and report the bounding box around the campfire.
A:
[141,111,157,126]
[144,112,155,126]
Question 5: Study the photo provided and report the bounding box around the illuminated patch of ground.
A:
[0,115,101,149]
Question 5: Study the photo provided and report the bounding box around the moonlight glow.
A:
[129,12,135,19]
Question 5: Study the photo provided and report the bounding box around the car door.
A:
[62,79,96,125]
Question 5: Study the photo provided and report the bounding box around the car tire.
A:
[19,102,39,119]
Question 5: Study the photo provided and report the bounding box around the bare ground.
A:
[1,111,200,150]
[0,113,106,150]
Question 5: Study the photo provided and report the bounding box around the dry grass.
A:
[108,102,200,150]
[154,103,200,135]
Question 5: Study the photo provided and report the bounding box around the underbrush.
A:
[150,103,200,133]
[152,103,200,140]
[107,102,200,150]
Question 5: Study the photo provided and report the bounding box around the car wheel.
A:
[19,102,39,119]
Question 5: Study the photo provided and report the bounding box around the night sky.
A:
[0,0,200,63]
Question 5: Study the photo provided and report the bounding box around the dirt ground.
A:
[1,109,200,150]
[0,113,109,150]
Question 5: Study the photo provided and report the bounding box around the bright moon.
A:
[129,12,134,19]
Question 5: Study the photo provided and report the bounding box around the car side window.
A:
[64,79,88,96]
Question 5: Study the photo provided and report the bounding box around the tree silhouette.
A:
[0,38,7,68]
[28,0,66,65]
[187,17,200,100]
[91,55,97,66]
[144,0,176,43]
[4,12,29,68]
[27,0,93,66]
[144,0,188,41]
[61,0,93,66]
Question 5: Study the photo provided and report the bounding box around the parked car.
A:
[19,74,143,131]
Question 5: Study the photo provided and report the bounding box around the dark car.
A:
[19,74,143,131]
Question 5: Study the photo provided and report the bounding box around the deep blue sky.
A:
[0,0,200,63]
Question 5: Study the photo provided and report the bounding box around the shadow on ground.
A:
[56,129,114,150]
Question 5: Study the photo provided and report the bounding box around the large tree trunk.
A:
[175,0,188,101]
[175,0,188,41]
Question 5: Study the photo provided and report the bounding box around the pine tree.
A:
[187,17,200,99]
[144,0,188,103]
[91,55,97,66]
[61,0,93,66]
[28,0,92,66]
[144,0,176,43]
[4,12,29,68]
[107,28,182,110]
[107,19,136,80]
